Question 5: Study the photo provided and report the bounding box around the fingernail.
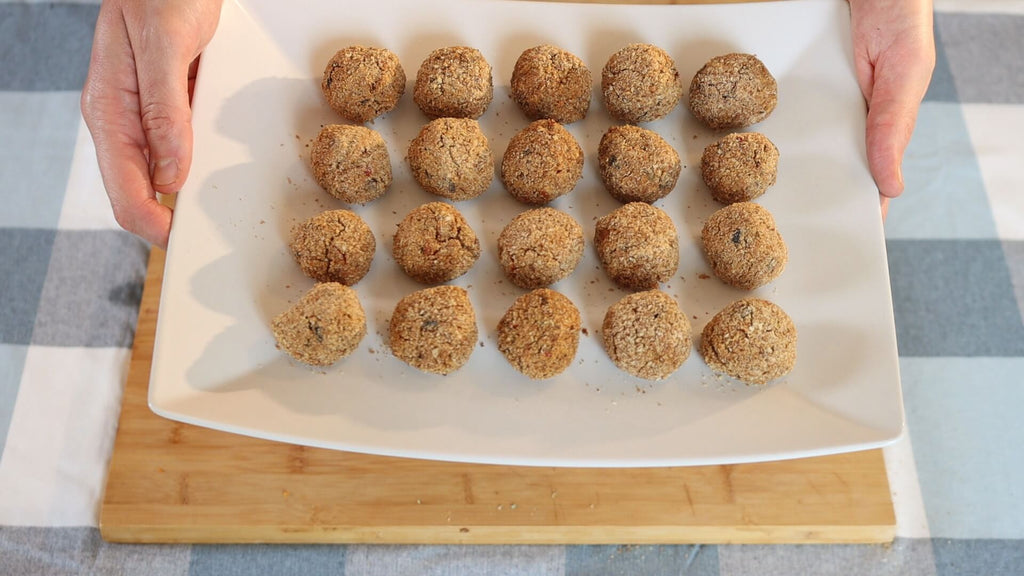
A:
[151,158,179,187]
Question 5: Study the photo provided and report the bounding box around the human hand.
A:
[81,0,223,248]
[849,0,935,219]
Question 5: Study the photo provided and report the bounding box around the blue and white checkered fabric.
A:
[2,0,1023,574]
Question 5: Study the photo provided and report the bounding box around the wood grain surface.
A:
[100,248,895,544]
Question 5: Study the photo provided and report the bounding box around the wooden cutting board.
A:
[100,249,895,543]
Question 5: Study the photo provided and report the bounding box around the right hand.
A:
[81,0,223,248]
[848,0,936,220]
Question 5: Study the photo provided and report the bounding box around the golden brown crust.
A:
[701,132,779,204]
[598,125,681,203]
[321,46,406,123]
[688,53,777,130]
[594,202,679,291]
[510,44,592,124]
[392,202,481,284]
[501,119,584,205]
[701,202,787,290]
[389,285,478,375]
[601,43,683,124]
[700,298,796,385]
[413,46,493,119]
[497,288,581,379]
[290,210,375,285]
[271,283,367,367]
[310,124,392,204]
[497,208,584,289]
[602,290,691,380]
[407,118,494,201]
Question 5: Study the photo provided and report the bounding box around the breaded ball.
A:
[389,285,478,375]
[701,132,779,204]
[497,289,581,379]
[601,43,683,123]
[321,46,405,123]
[413,46,493,119]
[501,119,584,205]
[497,208,584,289]
[407,117,493,201]
[392,202,481,284]
[700,298,796,385]
[598,125,681,203]
[511,44,591,124]
[271,282,366,367]
[594,202,679,290]
[602,290,691,380]
[688,53,777,129]
[701,202,787,290]
[290,210,375,285]
[311,124,392,204]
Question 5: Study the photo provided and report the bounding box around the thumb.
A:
[134,32,195,194]
[865,76,916,200]
[864,47,934,200]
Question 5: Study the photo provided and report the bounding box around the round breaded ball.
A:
[321,46,406,123]
[601,43,683,124]
[602,290,691,380]
[311,124,392,204]
[594,202,679,291]
[700,298,796,385]
[392,202,480,284]
[498,208,584,289]
[271,282,366,367]
[389,285,478,375]
[598,125,681,203]
[511,44,591,124]
[290,210,375,285]
[701,132,779,204]
[501,119,584,205]
[497,289,581,379]
[689,53,777,129]
[413,46,493,119]
[701,202,787,290]
[408,117,493,201]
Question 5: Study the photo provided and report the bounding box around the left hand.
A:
[848,0,936,219]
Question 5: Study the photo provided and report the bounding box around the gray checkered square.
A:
[932,539,1024,576]
[1004,241,1024,329]
[0,527,189,576]
[887,240,1024,356]
[0,229,56,345]
[718,539,936,576]
[189,544,345,576]
[31,230,148,348]
[345,544,563,576]
[566,545,717,576]
[935,13,1024,104]
[0,3,99,91]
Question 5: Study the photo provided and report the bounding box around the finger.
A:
[880,194,890,221]
[130,18,196,195]
[865,48,934,200]
[82,7,171,247]
[100,139,174,248]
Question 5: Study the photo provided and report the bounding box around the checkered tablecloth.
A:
[2,0,1023,574]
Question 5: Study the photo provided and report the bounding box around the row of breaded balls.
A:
[271,43,795,385]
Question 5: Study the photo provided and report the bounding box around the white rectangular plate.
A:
[151,0,903,467]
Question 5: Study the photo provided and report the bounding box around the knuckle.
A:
[80,89,92,120]
[80,83,102,128]
[140,102,182,141]
[110,201,140,235]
